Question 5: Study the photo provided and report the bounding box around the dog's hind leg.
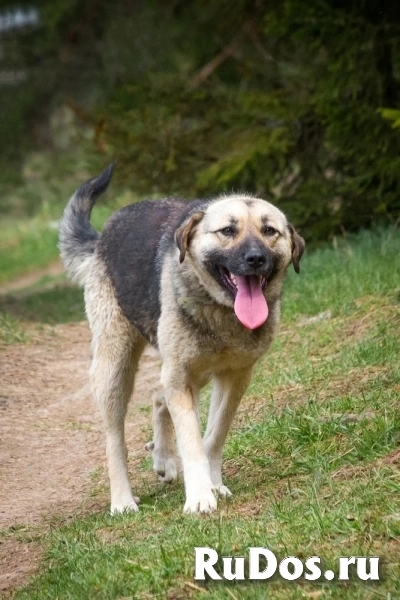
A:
[86,267,146,514]
[90,328,146,514]
[203,366,253,497]
[145,390,178,483]
[146,378,207,483]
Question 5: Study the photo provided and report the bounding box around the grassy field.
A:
[1,226,400,599]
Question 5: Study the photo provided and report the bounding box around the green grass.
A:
[0,312,28,344]
[0,178,139,285]
[0,205,115,285]
[0,217,59,285]
[0,282,85,324]
[2,226,400,599]
[281,227,400,321]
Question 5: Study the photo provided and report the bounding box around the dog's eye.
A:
[263,226,277,236]
[220,227,236,237]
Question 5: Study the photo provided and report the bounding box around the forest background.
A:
[1,0,400,243]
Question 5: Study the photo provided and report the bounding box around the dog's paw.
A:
[145,441,178,482]
[153,452,178,483]
[215,484,232,498]
[184,490,217,514]
[110,499,140,515]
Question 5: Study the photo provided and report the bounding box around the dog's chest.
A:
[191,344,263,374]
[183,309,277,373]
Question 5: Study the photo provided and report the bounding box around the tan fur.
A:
[75,195,303,514]
[84,258,147,512]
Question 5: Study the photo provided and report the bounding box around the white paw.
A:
[147,442,178,483]
[110,499,139,515]
[215,484,232,498]
[154,452,178,483]
[156,457,178,483]
[184,490,217,514]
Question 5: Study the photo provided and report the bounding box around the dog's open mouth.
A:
[219,267,267,294]
[219,267,269,330]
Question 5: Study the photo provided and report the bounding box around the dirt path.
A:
[0,321,162,595]
[0,261,65,295]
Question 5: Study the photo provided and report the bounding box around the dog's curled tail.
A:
[59,163,114,286]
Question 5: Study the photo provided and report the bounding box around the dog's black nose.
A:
[245,251,266,269]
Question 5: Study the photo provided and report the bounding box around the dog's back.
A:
[98,198,204,341]
[59,164,206,342]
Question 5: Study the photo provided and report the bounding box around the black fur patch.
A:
[202,238,282,301]
[204,239,275,275]
[76,163,115,213]
[59,163,115,268]
[98,198,208,345]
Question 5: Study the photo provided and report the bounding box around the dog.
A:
[59,164,305,514]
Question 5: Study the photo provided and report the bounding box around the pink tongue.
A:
[234,275,268,329]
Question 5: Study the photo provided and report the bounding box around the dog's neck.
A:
[173,262,281,351]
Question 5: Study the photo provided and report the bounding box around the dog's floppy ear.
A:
[175,211,205,263]
[288,224,305,274]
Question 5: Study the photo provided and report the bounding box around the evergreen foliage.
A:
[2,0,400,240]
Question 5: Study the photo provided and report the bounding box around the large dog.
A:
[59,164,305,514]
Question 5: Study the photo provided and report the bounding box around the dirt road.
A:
[0,320,161,594]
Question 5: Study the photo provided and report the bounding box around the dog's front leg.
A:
[203,366,253,497]
[161,364,216,514]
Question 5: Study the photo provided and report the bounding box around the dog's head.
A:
[175,195,305,330]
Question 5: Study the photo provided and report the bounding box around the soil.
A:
[0,318,162,596]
